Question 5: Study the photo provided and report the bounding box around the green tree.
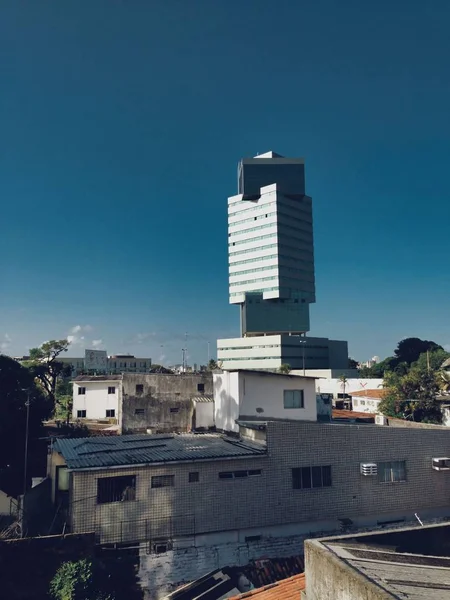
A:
[348,358,359,369]
[207,359,218,371]
[278,363,291,374]
[379,368,442,423]
[338,374,348,397]
[0,355,52,494]
[412,348,450,373]
[394,337,442,367]
[25,339,71,409]
[50,559,114,600]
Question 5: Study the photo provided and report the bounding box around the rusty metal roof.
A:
[54,433,266,470]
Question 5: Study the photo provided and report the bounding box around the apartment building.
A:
[72,372,213,432]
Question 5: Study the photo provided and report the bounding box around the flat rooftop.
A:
[313,522,450,599]
[54,433,266,470]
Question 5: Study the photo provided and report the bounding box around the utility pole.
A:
[207,341,210,365]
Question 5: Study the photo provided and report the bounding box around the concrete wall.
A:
[193,401,215,429]
[303,539,391,600]
[64,420,450,547]
[121,373,213,433]
[72,380,121,422]
[0,490,14,515]
[214,371,241,433]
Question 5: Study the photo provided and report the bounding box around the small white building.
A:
[72,375,122,422]
[213,369,317,433]
[350,389,385,414]
[311,377,384,399]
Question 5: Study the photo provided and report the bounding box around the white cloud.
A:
[0,333,11,352]
[67,334,85,346]
[70,324,92,335]
[67,325,93,347]
[91,339,103,349]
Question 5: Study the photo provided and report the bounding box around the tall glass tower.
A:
[228,151,316,336]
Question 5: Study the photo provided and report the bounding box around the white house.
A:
[350,389,385,414]
[72,375,123,422]
[311,377,384,399]
[213,369,317,433]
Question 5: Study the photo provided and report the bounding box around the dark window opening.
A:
[78,387,86,395]
[234,470,248,478]
[77,410,86,418]
[219,469,262,480]
[151,475,174,488]
[219,472,234,479]
[197,383,205,392]
[106,409,115,418]
[245,535,261,542]
[135,408,145,416]
[292,466,332,490]
[189,472,199,483]
[108,386,115,394]
[97,475,136,504]
[248,469,262,476]
[170,407,179,413]
[136,384,144,394]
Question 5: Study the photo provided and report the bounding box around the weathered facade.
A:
[121,373,213,433]
[50,421,450,547]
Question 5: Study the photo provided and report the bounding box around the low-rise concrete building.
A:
[351,389,385,414]
[213,370,317,433]
[72,373,214,433]
[49,419,450,598]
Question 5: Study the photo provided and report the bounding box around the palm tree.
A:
[278,363,291,374]
[339,374,349,399]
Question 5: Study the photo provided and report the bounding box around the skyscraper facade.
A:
[218,151,349,372]
[229,151,315,336]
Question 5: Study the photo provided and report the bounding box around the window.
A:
[136,384,144,394]
[135,408,145,416]
[78,387,86,395]
[292,466,332,489]
[219,469,262,480]
[360,400,366,406]
[77,410,86,418]
[378,461,406,483]
[151,475,174,488]
[197,383,205,392]
[106,409,115,418]
[283,390,304,409]
[170,407,179,413]
[189,472,199,483]
[97,475,136,504]
[108,386,115,394]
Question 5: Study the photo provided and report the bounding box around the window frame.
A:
[108,386,116,394]
[78,387,86,395]
[197,383,205,392]
[97,475,136,504]
[151,475,175,489]
[378,461,407,483]
[189,472,199,483]
[292,465,332,490]
[106,409,115,418]
[134,408,145,416]
[77,409,86,418]
[136,384,144,394]
[283,389,304,409]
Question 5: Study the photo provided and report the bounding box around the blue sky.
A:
[1,0,450,365]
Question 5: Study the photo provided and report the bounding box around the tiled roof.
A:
[53,433,266,470]
[230,573,305,599]
[351,389,385,399]
[333,409,375,419]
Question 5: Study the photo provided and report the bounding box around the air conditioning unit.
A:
[432,457,450,471]
[360,463,378,476]
[375,415,387,426]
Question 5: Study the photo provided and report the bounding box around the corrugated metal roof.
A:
[73,375,123,382]
[54,433,266,470]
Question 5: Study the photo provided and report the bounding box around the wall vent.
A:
[360,463,377,476]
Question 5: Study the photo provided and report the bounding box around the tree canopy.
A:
[0,354,52,494]
[25,339,71,408]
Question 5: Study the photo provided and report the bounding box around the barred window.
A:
[151,475,174,488]
[97,475,136,504]
[292,466,332,489]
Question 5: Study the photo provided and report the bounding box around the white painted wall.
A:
[213,371,317,432]
[72,381,121,422]
[311,378,384,398]
[214,371,241,433]
[352,397,382,414]
[194,401,214,429]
